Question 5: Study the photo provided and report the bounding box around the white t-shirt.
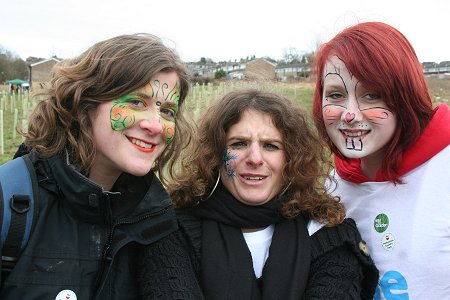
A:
[330,146,450,299]
[242,225,274,278]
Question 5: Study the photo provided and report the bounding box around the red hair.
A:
[312,22,434,182]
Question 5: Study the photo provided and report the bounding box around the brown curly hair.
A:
[169,89,345,226]
[22,33,193,183]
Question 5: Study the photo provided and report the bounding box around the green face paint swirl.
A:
[110,96,137,131]
[151,79,181,105]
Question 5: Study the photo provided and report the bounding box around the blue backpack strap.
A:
[0,155,38,270]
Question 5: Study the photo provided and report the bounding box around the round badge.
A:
[55,289,77,300]
[374,213,389,233]
[381,232,395,251]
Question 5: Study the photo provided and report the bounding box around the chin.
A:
[126,163,153,176]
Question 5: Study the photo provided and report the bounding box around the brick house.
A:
[244,58,276,80]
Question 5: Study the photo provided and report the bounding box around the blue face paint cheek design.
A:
[222,149,238,180]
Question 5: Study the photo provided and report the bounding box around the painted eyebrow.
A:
[126,93,178,107]
[128,92,152,101]
[160,101,178,107]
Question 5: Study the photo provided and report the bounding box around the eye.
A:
[263,143,281,151]
[326,92,345,100]
[160,108,176,120]
[127,98,146,108]
[363,93,380,100]
[229,141,247,149]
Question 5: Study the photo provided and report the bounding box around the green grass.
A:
[0,91,34,165]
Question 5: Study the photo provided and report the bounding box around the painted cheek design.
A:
[323,106,344,126]
[110,101,136,131]
[222,149,238,179]
[162,123,175,144]
[362,108,391,125]
[151,80,181,105]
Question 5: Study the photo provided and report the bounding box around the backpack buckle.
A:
[10,195,31,214]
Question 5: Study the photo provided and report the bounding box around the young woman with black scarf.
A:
[138,89,379,299]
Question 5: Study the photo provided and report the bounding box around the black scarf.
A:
[193,183,311,300]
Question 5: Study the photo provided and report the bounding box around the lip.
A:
[239,173,268,185]
[339,129,370,137]
[127,136,156,153]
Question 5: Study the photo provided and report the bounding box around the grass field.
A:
[0,77,448,165]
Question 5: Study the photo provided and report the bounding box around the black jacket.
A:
[1,151,179,299]
[140,210,378,300]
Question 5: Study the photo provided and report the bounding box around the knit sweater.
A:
[138,212,379,299]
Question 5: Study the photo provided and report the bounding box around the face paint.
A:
[151,79,181,105]
[109,94,161,131]
[219,110,286,206]
[150,80,180,144]
[110,96,137,131]
[222,149,238,179]
[162,123,175,144]
[322,56,397,162]
[90,71,181,187]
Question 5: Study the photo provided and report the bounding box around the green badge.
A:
[374,213,389,233]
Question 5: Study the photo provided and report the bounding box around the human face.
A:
[322,56,397,165]
[89,71,180,189]
[220,110,286,206]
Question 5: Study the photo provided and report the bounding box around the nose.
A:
[139,118,163,135]
[342,97,363,124]
[246,144,263,166]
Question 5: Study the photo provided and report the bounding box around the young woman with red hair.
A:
[312,21,450,299]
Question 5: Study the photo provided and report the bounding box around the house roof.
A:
[30,57,61,67]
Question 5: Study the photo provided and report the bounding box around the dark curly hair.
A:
[169,89,345,226]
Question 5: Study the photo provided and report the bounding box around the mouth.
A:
[128,137,156,153]
[240,174,267,183]
[340,129,370,137]
[339,130,368,151]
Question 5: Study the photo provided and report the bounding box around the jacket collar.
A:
[45,151,173,224]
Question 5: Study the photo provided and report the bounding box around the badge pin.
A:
[381,232,395,251]
[55,289,77,300]
[374,213,389,233]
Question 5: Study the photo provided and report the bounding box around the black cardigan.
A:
[137,212,379,299]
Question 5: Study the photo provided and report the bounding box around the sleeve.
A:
[304,219,379,300]
[136,230,204,300]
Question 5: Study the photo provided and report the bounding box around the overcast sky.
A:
[1,0,448,63]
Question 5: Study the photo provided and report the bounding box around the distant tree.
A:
[282,47,301,63]
[199,57,214,64]
[0,45,28,81]
[214,69,226,79]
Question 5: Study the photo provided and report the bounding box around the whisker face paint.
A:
[322,56,397,161]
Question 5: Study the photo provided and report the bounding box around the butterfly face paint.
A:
[322,56,397,163]
[89,71,181,184]
[109,74,181,144]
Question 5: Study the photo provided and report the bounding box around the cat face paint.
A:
[90,71,181,182]
[322,56,397,163]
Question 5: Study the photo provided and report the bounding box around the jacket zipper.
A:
[92,205,170,297]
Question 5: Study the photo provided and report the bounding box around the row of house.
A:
[24,57,450,88]
[186,58,310,82]
[187,59,450,82]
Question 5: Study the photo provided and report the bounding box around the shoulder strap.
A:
[0,154,39,272]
